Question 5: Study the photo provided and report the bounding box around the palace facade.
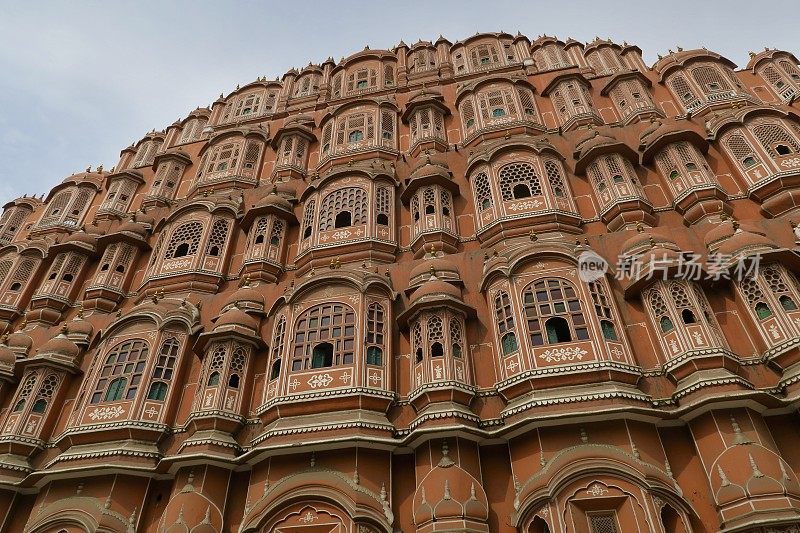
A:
[1,32,800,532]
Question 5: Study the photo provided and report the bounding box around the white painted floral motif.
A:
[88,405,125,421]
[538,346,587,363]
[299,511,317,523]
[586,483,608,496]
[307,373,334,388]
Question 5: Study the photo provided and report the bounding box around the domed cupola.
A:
[6,324,32,358]
[407,249,462,293]
[29,323,82,371]
[413,442,489,532]
[65,307,94,347]
[221,276,266,315]
[0,336,16,383]
[705,217,778,258]
[620,224,685,296]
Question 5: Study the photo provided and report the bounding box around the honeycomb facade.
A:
[1,33,800,532]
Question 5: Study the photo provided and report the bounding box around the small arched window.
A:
[349,130,363,143]
[147,381,168,401]
[334,211,352,228]
[311,342,334,368]
[208,371,220,386]
[270,359,281,380]
[494,290,518,355]
[165,221,203,259]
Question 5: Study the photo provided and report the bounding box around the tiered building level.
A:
[1,32,800,532]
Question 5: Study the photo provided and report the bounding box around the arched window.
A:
[723,133,760,172]
[319,188,368,231]
[523,279,587,346]
[473,172,493,211]
[450,317,464,358]
[10,373,37,415]
[494,290,518,355]
[91,340,149,403]
[201,341,248,402]
[751,121,800,158]
[0,205,31,245]
[205,219,230,257]
[366,302,385,366]
[589,280,619,341]
[29,373,59,415]
[375,186,391,226]
[740,264,800,325]
[499,163,541,201]
[165,221,203,259]
[302,199,316,240]
[147,338,179,401]
[269,315,286,381]
[413,322,423,363]
[691,65,732,93]
[291,304,356,371]
[428,315,444,357]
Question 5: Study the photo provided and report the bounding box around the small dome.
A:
[0,342,15,365]
[621,227,679,256]
[64,229,97,247]
[574,129,618,160]
[38,330,80,359]
[228,283,265,309]
[717,227,777,257]
[68,313,94,339]
[255,192,293,213]
[6,329,32,353]
[410,278,462,305]
[408,159,451,183]
[409,256,460,283]
[215,306,259,331]
[117,218,149,238]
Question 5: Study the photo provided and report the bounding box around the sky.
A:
[0,0,798,202]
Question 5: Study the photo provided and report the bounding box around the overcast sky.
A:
[0,0,797,202]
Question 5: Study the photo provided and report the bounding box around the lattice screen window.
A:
[103,179,136,213]
[234,90,264,118]
[293,74,319,97]
[381,111,395,147]
[587,47,623,76]
[269,315,286,380]
[64,189,92,226]
[655,142,714,188]
[147,337,179,401]
[494,290,518,355]
[205,219,230,258]
[498,162,542,201]
[366,302,385,366]
[533,44,570,71]
[427,315,444,357]
[132,141,156,168]
[523,278,588,345]
[691,64,732,94]
[610,79,654,118]
[178,118,208,144]
[460,99,477,134]
[552,81,593,124]
[668,74,701,109]
[0,206,30,244]
[318,187,368,230]
[268,218,285,254]
[95,243,133,286]
[199,141,242,182]
[201,340,249,395]
[151,161,183,199]
[691,283,727,345]
[741,263,800,322]
[750,119,800,157]
[588,513,618,533]
[91,340,149,403]
[291,303,356,371]
[301,199,315,240]
[7,258,36,292]
[411,49,437,72]
[278,135,308,168]
[11,373,38,413]
[668,281,706,328]
[331,72,343,98]
[375,186,391,226]
[779,60,800,81]
[335,111,376,152]
[321,123,333,155]
[412,322,424,363]
[410,107,445,145]
[473,172,493,211]
[516,87,538,118]
[588,154,642,203]
[384,64,395,86]
[30,372,59,414]
[347,68,378,93]
[44,252,84,289]
[41,191,70,226]
[722,132,760,171]
[450,317,464,358]
[441,190,452,219]
[470,44,500,69]
[590,280,619,340]
[761,65,789,91]
[544,160,569,199]
[165,221,204,259]
[478,86,519,123]
[0,256,13,288]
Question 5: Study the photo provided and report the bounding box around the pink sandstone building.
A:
[0,32,799,532]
